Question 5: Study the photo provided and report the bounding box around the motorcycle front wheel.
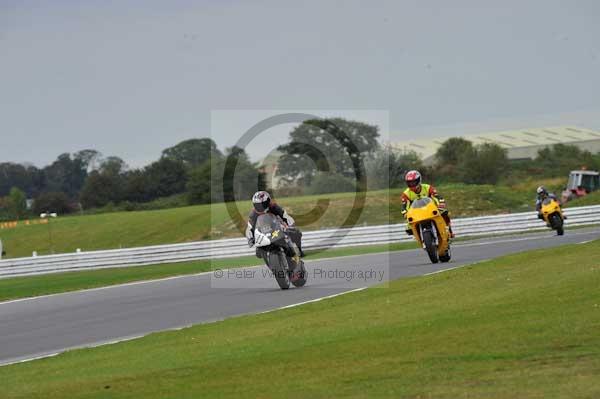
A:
[269,251,290,290]
[551,214,564,236]
[291,261,307,287]
[422,228,439,264]
[439,245,451,263]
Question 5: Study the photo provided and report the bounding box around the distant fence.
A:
[0,205,599,279]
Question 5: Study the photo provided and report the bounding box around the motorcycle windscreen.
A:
[542,198,554,205]
[256,213,285,242]
[411,197,433,209]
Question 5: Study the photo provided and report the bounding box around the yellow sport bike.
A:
[406,197,451,264]
[540,197,564,236]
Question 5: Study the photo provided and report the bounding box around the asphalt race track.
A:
[1,228,599,366]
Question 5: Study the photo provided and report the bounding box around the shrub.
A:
[306,173,356,195]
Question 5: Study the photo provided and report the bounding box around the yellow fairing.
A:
[541,199,562,223]
[406,198,450,256]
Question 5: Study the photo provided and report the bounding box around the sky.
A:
[1,0,600,168]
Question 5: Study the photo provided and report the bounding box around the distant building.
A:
[261,126,600,186]
[391,126,600,164]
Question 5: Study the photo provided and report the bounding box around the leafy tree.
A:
[0,163,41,197]
[218,147,266,203]
[0,196,9,221]
[459,143,508,184]
[435,137,474,165]
[434,138,474,181]
[7,187,27,220]
[277,118,380,187]
[25,164,46,197]
[191,147,267,205]
[365,147,424,189]
[307,172,356,195]
[144,158,188,199]
[99,156,128,176]
[33,192,72,215]
[186,162,212,205]
[123,170,153,203]
[80,171,124,209]
[162,138,221,167]
[535,144,598,177]
[74,149,103,172]
[43,153,87,198]
[78,155,128,209]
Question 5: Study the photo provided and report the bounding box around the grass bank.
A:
[565,190,600,208]
[2,240,599,398]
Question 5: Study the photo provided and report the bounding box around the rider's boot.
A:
[290,250,302,282]
[298,245,306,258]
[286,245,301,265]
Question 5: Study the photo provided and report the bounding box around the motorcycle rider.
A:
[246,191,305,260]
[401,170,455,238]
[535,186,560,220]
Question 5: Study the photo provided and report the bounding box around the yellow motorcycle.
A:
[540,197,564,236]
[406,197,451,263]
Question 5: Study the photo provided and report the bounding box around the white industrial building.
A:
[392,126,600,163]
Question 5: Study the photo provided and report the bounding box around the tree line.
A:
[0,139,265,221]
[272,118,514,192]
[2,118,599,221]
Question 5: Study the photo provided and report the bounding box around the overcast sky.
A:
[1,0,600,168]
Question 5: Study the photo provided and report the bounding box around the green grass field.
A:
[2,240,599,398]
[1,179,578,259]
[564,190,600,208]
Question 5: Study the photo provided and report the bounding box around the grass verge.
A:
[0,241,416,302]
[2,240,600,398]
[565,190,600,208]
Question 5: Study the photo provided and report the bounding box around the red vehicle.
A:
[567,170,599,197]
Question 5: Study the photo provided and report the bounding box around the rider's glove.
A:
[248,237,255,247]
[401,210,407,219]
